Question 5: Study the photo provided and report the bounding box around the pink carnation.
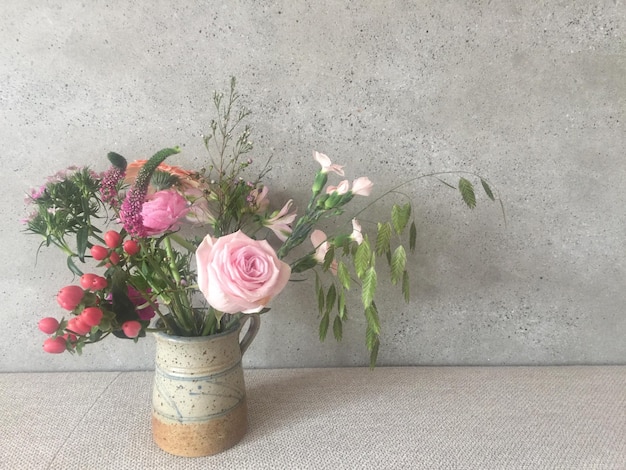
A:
[141,190,189,236]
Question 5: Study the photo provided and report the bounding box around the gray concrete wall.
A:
[2,1,624,371]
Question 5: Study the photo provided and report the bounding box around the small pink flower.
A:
[141,190,189,236]
[127,286,156,320]
[195,231,291,314]
[310,230,338,275]
[314,151,345,176]
[351,177,373,196]
[264,199,297,241]
[351,218,364,245]
[248,185,270,213]
[326,180,350,195]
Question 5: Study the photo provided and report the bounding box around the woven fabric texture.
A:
[1,366,624,469]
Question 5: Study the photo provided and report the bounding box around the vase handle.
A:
[238,314,260,356]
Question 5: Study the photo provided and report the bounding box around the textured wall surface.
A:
[2,1,624,371]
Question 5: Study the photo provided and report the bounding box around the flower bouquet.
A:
[24,78,498,367]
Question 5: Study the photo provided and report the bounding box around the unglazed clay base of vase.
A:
[152,399,248,457]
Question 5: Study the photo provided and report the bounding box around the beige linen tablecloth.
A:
[1,366,624,469]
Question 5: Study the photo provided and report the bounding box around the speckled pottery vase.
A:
[151,314,260,457]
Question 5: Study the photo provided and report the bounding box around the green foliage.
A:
[333,315,343,341]
[354,238,372,279]
[361,267,377,309]
[458,177,476,209]
[481,179,495,201]
[402,270,410,303]
[391,203,411,234]
[390,246,406,285]
[409,221,417,252]
[337,261,351,290]
[375,222,392,256]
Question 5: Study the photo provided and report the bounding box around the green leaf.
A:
[333,315,343,341]
[337,289,347,320]
[369,336,380,369]
[362,267,377,309]
[322,245,335,272]
[375,222,392,256]
[76,226,88,262]
[291,255,318,273]
[459,177,476,209]
[391,203,411,234]
[107,152,128,170]
[409,221,417,252]
[325,283,337,316]
[390,245,406,285]
[365,322,380,368]
[315,273,324,315]
[354,238,371,279]
[319,311,330,341]
[481,179,495,201]
[402,270,410,302]
[365,303,381,335]
[337,261,351,290]
[66,256,84,276]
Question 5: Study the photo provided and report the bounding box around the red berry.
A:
[108,251,120,265]
[38,317,60,335]
[67,316,91,335]
[43,337,67,354]
[104,230,122,249]
[62,333,77,346]
[122,320,142,338]
[80,307,103,327]
[56,285,84,311]
[80,273,107,291]
[90,245,109,261]
[123,240,140,256]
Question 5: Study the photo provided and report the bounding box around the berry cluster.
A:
[37,230,146,354]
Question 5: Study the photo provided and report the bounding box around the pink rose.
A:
[141,190,189,236]
[195,230,291,314]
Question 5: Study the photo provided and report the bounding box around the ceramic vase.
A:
[151,314,260,457]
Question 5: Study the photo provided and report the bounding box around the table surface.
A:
[1,366,625,469]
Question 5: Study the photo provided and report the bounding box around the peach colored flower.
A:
[125,160,204,193]
[351,177,373,196]
[310,230,338,275]
[351,218,364,245]
[264,199,297,241]
[326,180,350,195]
[314,151,345,176]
